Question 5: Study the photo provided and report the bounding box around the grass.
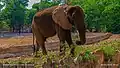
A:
[75,40,120,56]
[0,39,120,68]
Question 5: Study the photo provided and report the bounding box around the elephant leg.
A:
[59,34,66,55]
[65,30,73,47]
[65,30,75,56]
[55,25,66,55]
[34,40,39,57]
[35,33,47,55]
[41,42,47,55]
[77,30,86,45]
[36,40,40,52]
[32,24,47,55]
[36,35,47,55]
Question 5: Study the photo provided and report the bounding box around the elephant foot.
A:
[75,40,81,45]
[43,52,47,55]
[34,51,38,57]
[34,51,47,57]
[32,45,38,57]
[59,43,66,56]
[32,45,36,53]
[42,50,47,55]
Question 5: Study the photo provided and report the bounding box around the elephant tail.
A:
[32,30,36,53]
[33,30,34,46]
[32,21,35,53]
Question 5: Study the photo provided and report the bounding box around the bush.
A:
[0,21,10,31]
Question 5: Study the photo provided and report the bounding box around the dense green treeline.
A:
[0,0,120,33]
[0,0,29,31]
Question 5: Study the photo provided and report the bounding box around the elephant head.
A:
[66,6,86,45]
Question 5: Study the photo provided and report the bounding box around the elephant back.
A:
[35,6,58,17]
[32,6,58,37]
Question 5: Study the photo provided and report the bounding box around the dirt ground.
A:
[0,32,119,59]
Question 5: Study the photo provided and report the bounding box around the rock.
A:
[93,50,104,68]
[0,53,16,59]
[113,51,120,64]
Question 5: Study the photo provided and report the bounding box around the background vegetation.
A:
[0,0,120,33]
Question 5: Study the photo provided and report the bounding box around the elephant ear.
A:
[66,6,85,25]
[52,6,72,30]
[66,6,77,17]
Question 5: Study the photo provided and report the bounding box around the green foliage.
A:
[102,46,116,61]
[0,2,4,11]
[25,9,37,24]
[0,21,10,31]
[32,1,59,11]
[82,50,96,61]
[102,46,116,57]
[0,0,28,30]
[75,40,120,59]
[0,0,60,30]
[0,0,120,33]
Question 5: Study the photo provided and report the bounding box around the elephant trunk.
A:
[77,29,86,45]
[73,7,86,45]
[75,22,86,45]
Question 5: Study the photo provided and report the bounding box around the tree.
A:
[32,1,59,11]
[25,8,37,25]
[0,0,29,32]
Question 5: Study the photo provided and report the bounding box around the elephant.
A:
[32,5,86,55]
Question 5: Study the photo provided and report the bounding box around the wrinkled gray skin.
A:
[32,5,86,56]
